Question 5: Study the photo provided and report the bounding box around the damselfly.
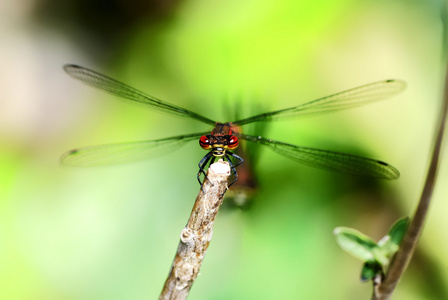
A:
[62,65,405,186]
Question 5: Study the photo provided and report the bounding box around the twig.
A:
[372,61,448,299]
[159,160,231,300]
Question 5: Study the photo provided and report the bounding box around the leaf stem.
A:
[372,59,448,300]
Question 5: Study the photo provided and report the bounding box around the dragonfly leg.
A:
[198,151,214,188]
[226,152,244,188]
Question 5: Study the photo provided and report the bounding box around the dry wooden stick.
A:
[159,160,231,300]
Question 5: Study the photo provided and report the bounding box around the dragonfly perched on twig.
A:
[61,64,405,186]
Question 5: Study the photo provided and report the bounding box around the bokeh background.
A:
[1,0,447,299]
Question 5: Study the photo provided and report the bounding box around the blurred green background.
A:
[1,0,447,299]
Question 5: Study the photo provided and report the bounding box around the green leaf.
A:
[371,247,390,266]
[334,227,378,261]
[388,217,409,245]
[378,217,409,256]
[360,261,383,282]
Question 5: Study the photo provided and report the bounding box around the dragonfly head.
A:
[199,134,239,157]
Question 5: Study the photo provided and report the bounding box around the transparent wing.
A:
[64,64,216,125]
[236,133,399,179]
[61,132,206,167]
[233,79,406,125]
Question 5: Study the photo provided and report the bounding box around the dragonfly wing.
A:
[233,79,406,125]
[64,64,216,125]
[237,133,399,179]
[61,132,206,167]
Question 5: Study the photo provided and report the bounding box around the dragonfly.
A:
[61,64,405,187]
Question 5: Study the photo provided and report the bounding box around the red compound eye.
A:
[199,135,212,150]
[227,135,239,150]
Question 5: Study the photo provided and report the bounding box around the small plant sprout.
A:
[334,217,409,282]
